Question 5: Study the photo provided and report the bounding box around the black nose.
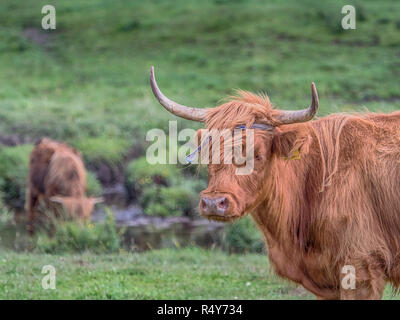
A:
[201,196,229,216]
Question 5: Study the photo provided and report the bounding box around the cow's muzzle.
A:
[199,195,238,221]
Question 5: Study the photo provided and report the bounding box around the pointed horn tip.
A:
[49,196,63,204]
[311,82,318,101]
[148,67,206,122]
[150,66,157,94]
[310,82,319,116]
[311,82,317,90]
[93,197,104,204]
[311,82,317,93]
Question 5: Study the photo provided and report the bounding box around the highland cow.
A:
[26,138,103,233]
[150,66,400,299]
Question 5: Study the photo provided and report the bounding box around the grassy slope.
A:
[0,0,399,146]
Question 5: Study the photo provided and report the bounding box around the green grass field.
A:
[1,247,399,300]
[0,248,312,299]
[1,0,399,146]
[0,0,399,299]
[0,247,310,299]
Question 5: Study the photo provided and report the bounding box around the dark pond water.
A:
[93,210,224,252]
[0,184,225,252]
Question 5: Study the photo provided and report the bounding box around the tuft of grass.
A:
[72,136,131,165]
[141,182,202,217]
[86,171,102,196]
[0,144,33,208]
[125,156,206,216]
[125,156,178,193]
[223,217,265,254]
[35,210,120,254]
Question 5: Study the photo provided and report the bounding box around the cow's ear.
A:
[272,127,311,160]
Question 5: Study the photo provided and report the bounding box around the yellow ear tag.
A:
[284,149,300,160]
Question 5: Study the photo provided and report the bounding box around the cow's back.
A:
[28,138,59,195]
[44,150,86,199]
[29,138,84,197]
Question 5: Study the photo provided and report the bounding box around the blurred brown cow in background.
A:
[150,66,400,300]
[26,138,103,234]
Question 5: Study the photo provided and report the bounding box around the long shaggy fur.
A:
[203,91,400,299]
[25,138,94,233]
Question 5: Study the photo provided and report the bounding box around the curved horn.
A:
[49,196,64,204]
[92,197,104,204]
[274,82,319,125]
[150,66,206,122]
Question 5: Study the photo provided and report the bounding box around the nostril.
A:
[217,197,229,210]
[201,198,208,211]
[201,196,230,215]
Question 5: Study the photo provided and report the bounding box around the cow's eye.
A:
[255,154,262,161]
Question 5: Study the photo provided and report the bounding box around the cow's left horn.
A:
[93,197,104,204]
[150,66,206,122]
[274,83,319,125]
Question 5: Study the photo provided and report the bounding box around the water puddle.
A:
[1,184,225,252]
[94,206,224,252]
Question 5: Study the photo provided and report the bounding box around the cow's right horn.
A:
[150,66,206,122]
[273,82,319,125]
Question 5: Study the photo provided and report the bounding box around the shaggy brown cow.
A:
[150,66,400,299]
[26,138,103,233]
